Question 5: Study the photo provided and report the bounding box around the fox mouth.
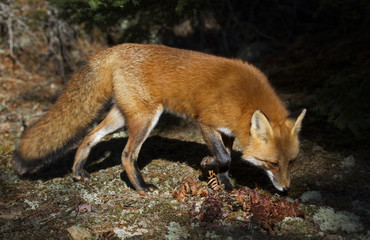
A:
[266,170,285,191]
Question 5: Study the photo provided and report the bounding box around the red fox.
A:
[14,44,306,193]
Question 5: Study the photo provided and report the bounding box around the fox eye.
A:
[271,162,278,167]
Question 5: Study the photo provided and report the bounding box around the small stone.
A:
[342,155,355,168]
[66,226,93,240]
[300,191,322,203]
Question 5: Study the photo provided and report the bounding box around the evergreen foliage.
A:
[315,67,370,137]
[313,0,370,137]
[47,0,215,29]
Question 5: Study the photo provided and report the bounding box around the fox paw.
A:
[73,169,91,182]
[138,183,158,194]
[218,175,234,191]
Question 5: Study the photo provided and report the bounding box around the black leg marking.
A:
[199,124,233,190]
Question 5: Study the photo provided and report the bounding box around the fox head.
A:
[243,109,306,192]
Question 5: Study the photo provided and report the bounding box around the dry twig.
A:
[207,170,221,190]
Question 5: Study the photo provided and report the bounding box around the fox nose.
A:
[282,187,290,192]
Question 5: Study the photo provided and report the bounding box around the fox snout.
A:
[266,169,291,192]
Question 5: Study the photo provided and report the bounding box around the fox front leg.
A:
[199,124,233,190]
[201,133,234,168]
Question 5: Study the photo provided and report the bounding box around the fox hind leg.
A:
[121,107,162,193]
[73,105,125,181]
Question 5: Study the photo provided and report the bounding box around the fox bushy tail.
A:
[14,61,112,174]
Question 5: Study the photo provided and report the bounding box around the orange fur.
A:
[14,44,305,192]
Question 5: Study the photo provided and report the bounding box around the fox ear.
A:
[291,109,306,136]
[251,110,273,140]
